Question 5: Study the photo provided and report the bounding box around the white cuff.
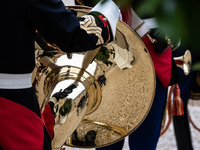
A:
[90,0,119,39]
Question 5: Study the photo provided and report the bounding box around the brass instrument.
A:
[174,50,192,75]
[32,6,156,150]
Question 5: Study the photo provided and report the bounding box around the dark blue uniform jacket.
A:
[0,0,108,74]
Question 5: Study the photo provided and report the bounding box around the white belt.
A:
[0,73,32,89]
[130,8,158,37]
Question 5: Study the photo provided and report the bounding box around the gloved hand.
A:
[90,0,121,39]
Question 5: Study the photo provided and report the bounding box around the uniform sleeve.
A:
[26,0,111,53]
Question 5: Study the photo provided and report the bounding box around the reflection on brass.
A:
[32,6,156,150]
[174,50,192,75]
[82,119,127,136]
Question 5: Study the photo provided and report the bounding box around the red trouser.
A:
[0,96,55,150]
[0,97,44,150]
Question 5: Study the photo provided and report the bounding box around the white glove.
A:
[90,0,120,40]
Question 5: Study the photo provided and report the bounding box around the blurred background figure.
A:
[172,44,200,150]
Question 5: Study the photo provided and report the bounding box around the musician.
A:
[93,3,181,150]
[0,0,120,149]
[61,1,181,150]
[172,45,200,150]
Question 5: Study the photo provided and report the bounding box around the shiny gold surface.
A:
[32,6,156,150]
[174,50,192,75]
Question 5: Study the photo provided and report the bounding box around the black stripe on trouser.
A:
[43,126,52,150]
